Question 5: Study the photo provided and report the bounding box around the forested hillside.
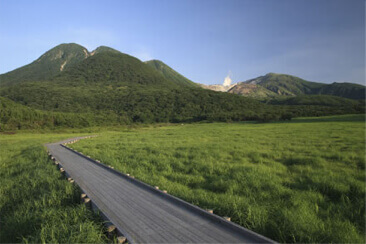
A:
[244,73,365,99]
[0,44,89,85]
[0,43,364,130]
[202,73,365,100]
[0,96,125,130]
[145,59,198,87]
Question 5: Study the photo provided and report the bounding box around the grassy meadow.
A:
[0,133,108,243]
[69,114,366,243]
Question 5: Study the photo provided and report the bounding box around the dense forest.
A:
[0,97,124,131]
[1,89,363,131]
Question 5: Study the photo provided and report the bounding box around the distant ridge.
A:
[200,73,365,100]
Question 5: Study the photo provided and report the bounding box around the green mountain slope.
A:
[317,82,366,100]
[246,73,324,95]
[52,52,177,87]
[270,94,365,118]
[227,83,278,99]
[0,43,89,85]
[268,94,361,106]
[244,73,365,99]
[145,60,198,87]
[91,46,121,55]
[0,46,269,123]
[0,43,364,130]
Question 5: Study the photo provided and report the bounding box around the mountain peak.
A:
[91,46,120,56]
[36,43,90,72]
[0,43,90,84]
[265,72,278,76]
[37,43,89,61]
[53,43,86,49]
[146,59,164,64]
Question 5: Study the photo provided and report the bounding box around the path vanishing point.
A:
[46,137,275,244]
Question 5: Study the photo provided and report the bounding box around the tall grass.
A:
[0,133,108,243]
[71,114,365,243]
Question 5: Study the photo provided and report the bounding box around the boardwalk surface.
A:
[46,137,274,244]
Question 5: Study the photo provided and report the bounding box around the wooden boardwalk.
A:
[46,137,274,244]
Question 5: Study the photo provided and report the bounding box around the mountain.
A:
[200,73,365,100]
[0,44,127,86]
[0,43,363,130]
[245,73,324,95]
[245,73,365,99]
[51,51,177,87]
[0,43,89,85]
[0,44,271,124]
[145,60,198,87]
[227,83,278,99]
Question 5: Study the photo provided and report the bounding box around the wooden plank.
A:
[46,138,274,244]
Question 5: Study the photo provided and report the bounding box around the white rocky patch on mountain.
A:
[60,60,67,71]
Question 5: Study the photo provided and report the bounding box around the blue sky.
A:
[0,0,364,85]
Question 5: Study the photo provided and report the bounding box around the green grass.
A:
[0,133,108,243]
[70,114,366,243]
[291,114,366,123]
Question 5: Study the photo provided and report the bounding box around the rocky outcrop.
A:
[198,83,235,92]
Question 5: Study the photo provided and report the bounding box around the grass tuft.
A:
[0,134,108,243]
